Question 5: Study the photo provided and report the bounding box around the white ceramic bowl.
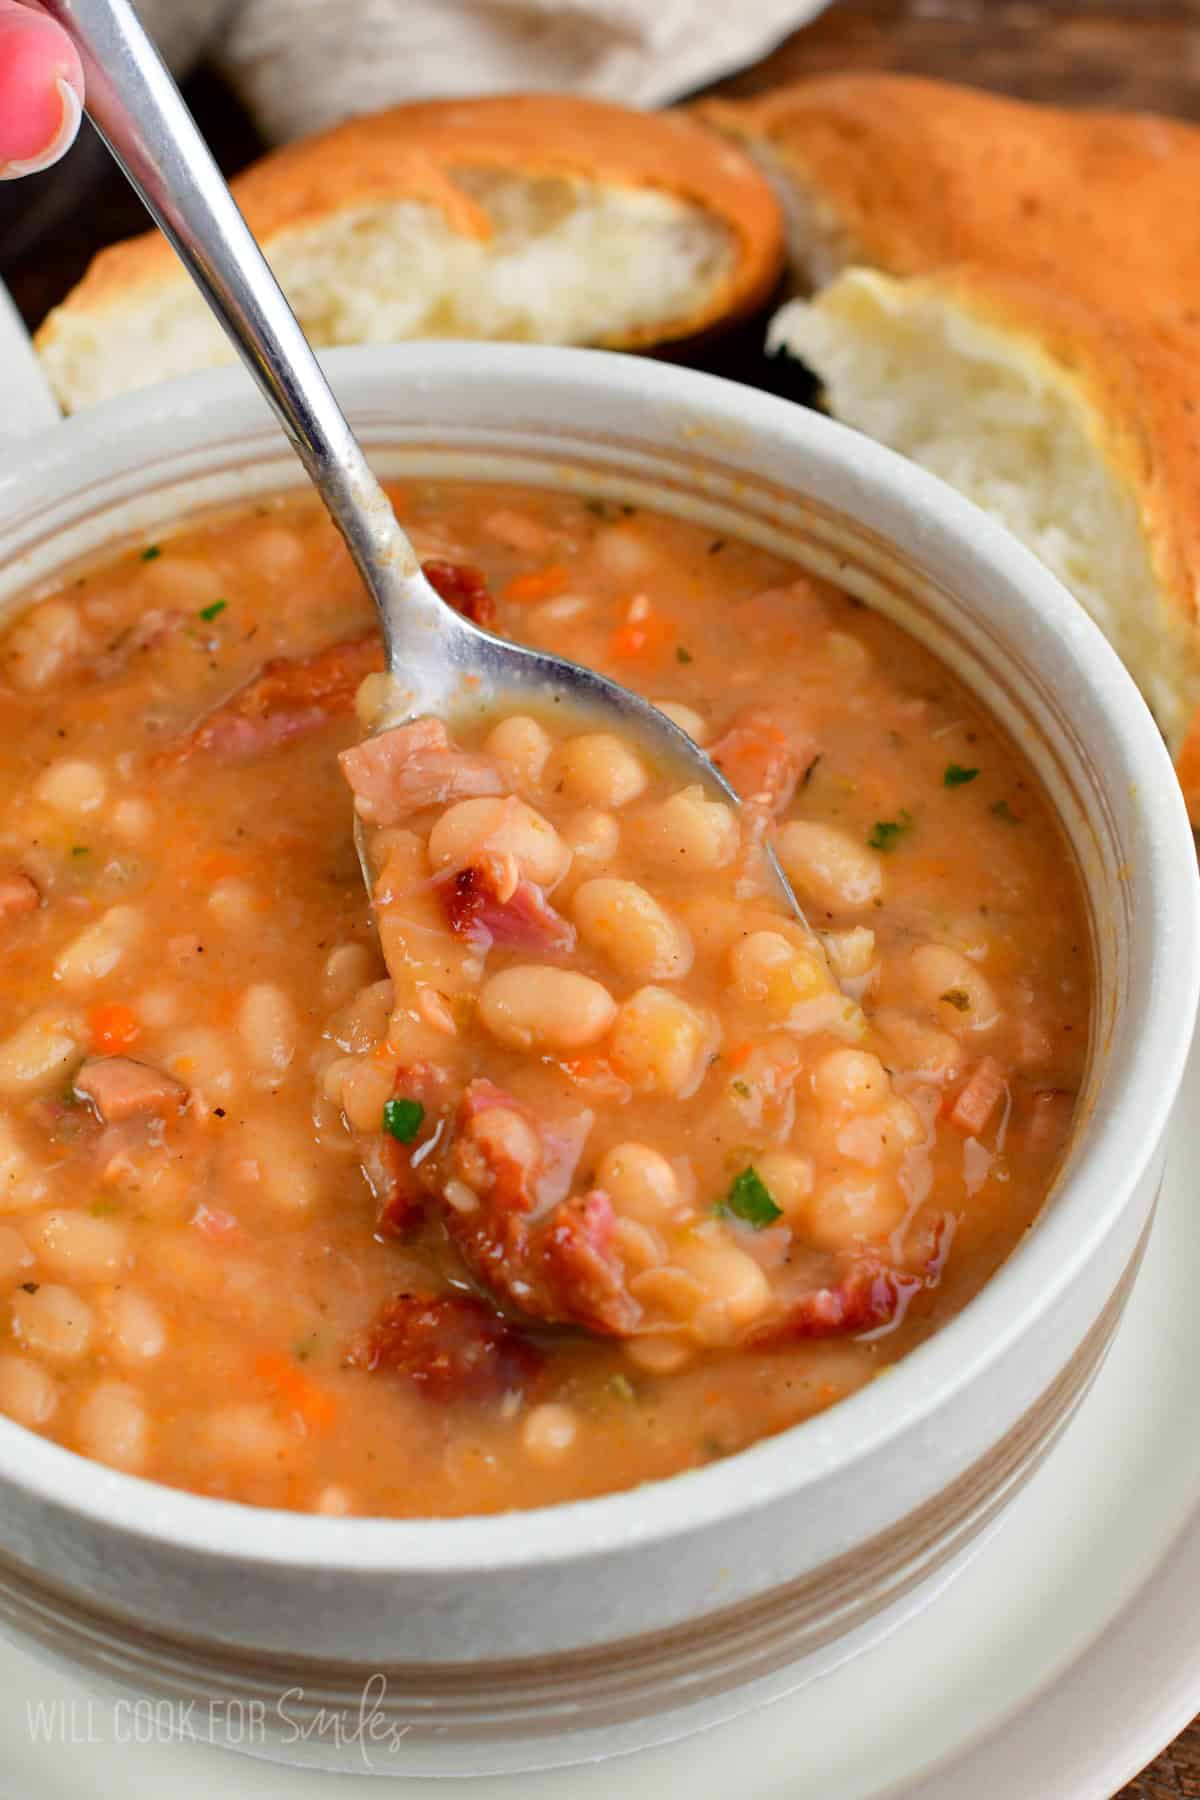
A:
[0,343,1194,1777]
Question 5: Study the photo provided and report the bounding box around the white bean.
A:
[478,965,616,1052]
[558,734,648,808]
[164,1026,235,1100]
[776,820,883,912]
[238,983,298,1081]
[0,1010,81,1098]
[811,1048,890,1112]
[609,987,717,1097]
[104,1289,166,1363]
[730,930,832,1018]
[34,757,107,818]
[483,715,553,793]
[202,1402,297,1467]
[54,904,141,989]
[26,1210,129,1281]
[808,1176,905,1248]
[11,1283,94,1360]
[673,1233,772,1343]
[598,1143,681,1225]
[427,795,569,889]
[6,600,88,690]
[651,701,709,744]
[111,797,154,843]
[0,1355,57,1427]
[909,944,1000,1031]
[573,879,693,982]
[753,1150,814,1222]
[0,1224,33,1282]
[75,1379,147,1472]
[629,787,738,873]
[208,878,260,929]
[521,1403,578,1463]
[561,809,620,872]
[321,943,375,1010]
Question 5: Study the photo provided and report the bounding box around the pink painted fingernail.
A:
[0,76,83,180]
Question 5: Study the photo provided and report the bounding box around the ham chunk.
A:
[0,873,39,923]
[74,1056,187,1124]
[422,560,495,628]
[361,1291,543,1402]
[438,860,575,954]
[710,710,811,819]
[339,718,502,827]
[158,632,384,768]
[439,1081,638,1336]
[947,1056,1007,1136]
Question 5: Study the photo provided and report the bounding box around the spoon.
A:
[40,0,804,919]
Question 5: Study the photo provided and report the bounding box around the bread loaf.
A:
[37,94,784,412]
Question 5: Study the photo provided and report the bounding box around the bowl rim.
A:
[0,340,1194,1575]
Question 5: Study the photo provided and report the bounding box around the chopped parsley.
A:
[868,810,913,853]
[730,1078,752,1099]
[70,844,89,858]
[676,645,694,664]
[382,1097,424,1144]
[940,988,971,1012]
[943,763,980,788]
[198,599,227,623]
[716,1165,782,1229]
[991,799,1021,824]
[139,544,162,562]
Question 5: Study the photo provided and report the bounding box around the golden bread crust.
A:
[36,95,784,354]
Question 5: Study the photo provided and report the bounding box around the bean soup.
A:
[0,483,1090,1515]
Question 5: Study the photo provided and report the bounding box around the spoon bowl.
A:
[43,0,803,918]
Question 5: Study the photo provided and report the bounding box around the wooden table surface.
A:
[4,4,1198,1794]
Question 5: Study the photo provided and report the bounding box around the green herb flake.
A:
[139,544,162,563]
[676,645,694,664]
[991,799,1021,824]
[198,599,227,623]
[70,845,90,858]
[609,1373,637,1404]
[716,1165,782,1230]
[939,988,971,1012]
[730,1079,752,1099]
[294,1333,319,1363]
[382,1097,424,1144]
[943,763,980,788]
[868,809,914,853]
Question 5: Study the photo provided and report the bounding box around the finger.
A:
[0,4,84,178]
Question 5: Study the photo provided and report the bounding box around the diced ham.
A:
[361,1290,543,1402]
[437,1080,637,1336]
[947,1056,1007,1137]
[74,1056,187,1124]
[157,632,383,768]
[750,1212,955,1348]
[0,873,39,922]
[422,560,496,628]
[710,710,811,820]
[339,717,502,828]
[373,1062,453,1238]
[750,1261,912,1346]
[438,861,575,954]
[542,1190,640,1336]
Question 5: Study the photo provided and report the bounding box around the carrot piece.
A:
[254,1351,337,1435]
[502,563,571,604]
[87,1001,141,1055]
[608,615,677,661]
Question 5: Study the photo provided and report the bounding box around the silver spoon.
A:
[41,0,804,918]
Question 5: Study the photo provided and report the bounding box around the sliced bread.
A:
[37,94,785,412]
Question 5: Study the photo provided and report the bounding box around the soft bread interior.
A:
[769,271,1190,750]
[41,171,735,412]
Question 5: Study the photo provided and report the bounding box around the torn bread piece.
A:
[769,267,1200,816]
[37,94,784,411]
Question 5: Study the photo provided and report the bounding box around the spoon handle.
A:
[37,0,424,595]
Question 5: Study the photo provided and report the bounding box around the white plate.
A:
[4,1027,1200,1798]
